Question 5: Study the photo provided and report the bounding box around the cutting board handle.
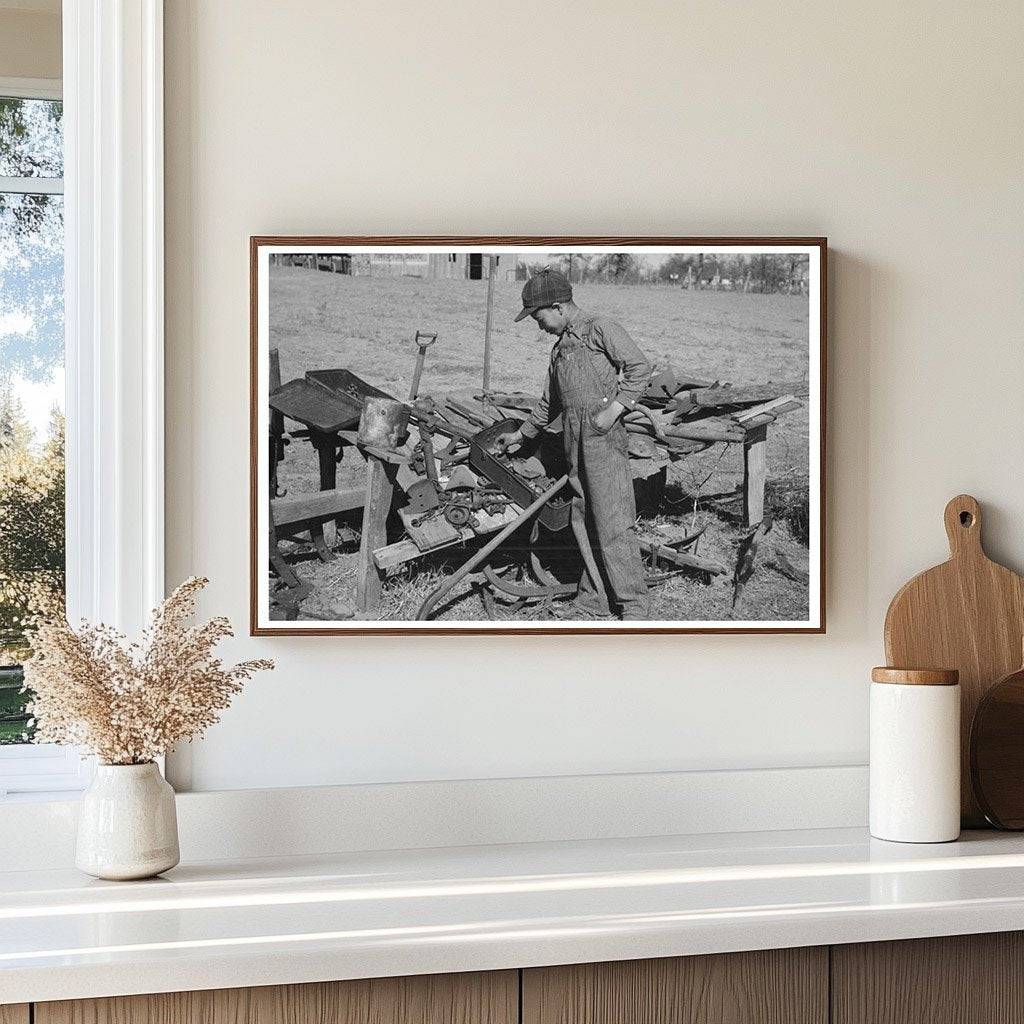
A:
[944,494,983,558]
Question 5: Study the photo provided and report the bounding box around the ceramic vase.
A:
[76,762,180,880]
[869,667,961,843]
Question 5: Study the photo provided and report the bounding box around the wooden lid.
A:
[871,666,960,686]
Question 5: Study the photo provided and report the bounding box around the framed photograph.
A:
[251,237,826,635]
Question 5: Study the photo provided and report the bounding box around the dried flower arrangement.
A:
[22,577,273,765]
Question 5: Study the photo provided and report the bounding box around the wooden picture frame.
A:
[251,237,826,635]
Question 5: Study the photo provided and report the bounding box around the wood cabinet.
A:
[21,932,1024,1024]
[34,971,517,1024]
[832,932,1024,1024]
[522,947,827,1024]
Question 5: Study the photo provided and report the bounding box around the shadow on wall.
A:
[827,250,873,636]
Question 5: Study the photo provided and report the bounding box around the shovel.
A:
[409,330,438,401]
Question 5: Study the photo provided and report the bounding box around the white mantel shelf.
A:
[4,827,1024,1004]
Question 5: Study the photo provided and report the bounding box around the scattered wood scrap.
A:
[269,361,809,619]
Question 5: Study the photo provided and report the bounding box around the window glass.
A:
[0,98,63,178]
[0,97,65,746]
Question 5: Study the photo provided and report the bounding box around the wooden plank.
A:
[664,419,743,443]
[832,933,1024,1024]
[374,505,522,571]
[356,454,398,616]
[743,422,768,525]
[693,381,809,407]
[271,487,364,529]
[737,395,798,423]
[375,535,458,570]
[494,406,528,422]
[523,948,827,1024]
[479,390,540,412]
[434,408,481,436]
[734,395,800,425]
[446,394,501,426]
[398,506,462,552]
[734,411,777,432]
[625,417,743,444]
[638,539,728,576]
[37,971,517,1024]
[0,1006,29,1024]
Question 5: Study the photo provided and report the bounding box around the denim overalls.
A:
[553,322,650,620]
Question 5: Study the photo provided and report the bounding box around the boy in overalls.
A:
[497,268,661,621]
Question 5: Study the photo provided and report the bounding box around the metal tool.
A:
[445,465,478,491]
[482,564,576,601]
[406,478,440,514]
[418,421,441,487]
[442,487,509,528]
[444,504,472,528]
[408,330,438,401]
[357,397,411,450]
[416,475,570,621]
[469,419,572,531]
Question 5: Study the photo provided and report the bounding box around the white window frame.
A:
[0,0,165,798]
[0,77,64,193]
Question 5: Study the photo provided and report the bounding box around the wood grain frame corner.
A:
[248,236,828,637]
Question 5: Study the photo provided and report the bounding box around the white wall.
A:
[164,0,1024,792]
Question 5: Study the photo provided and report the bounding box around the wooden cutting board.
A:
[969,652,1024,828]
[884,494,1024,825]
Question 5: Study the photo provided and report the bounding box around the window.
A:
[0,80,85,797]
[0,5,166,797]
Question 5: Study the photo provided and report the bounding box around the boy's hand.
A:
[590,399,627,433]
[591,407,620,433]
[495,429,523,454]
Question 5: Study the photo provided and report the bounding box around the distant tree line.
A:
[523,253,810,294]
[0,394,64,668]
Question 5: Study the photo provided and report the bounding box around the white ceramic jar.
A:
[76,762,180,880]
[869,667,961,843]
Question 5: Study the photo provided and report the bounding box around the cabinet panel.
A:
[832,932,1024,1024]
[522,948,828,1024]
[0,1006,29,1024]
[36,970,517,1024]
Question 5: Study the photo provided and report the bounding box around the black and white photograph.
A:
[251,238,825,634]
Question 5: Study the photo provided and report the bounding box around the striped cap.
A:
[513,268,573,322]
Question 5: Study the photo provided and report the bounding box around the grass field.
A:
[270,266,813,623]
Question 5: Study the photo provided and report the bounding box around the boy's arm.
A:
[592,319,653,411]
[519,358,561,440]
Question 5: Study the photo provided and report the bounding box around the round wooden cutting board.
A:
[884,494,1024,826]
[970,657,1024,829]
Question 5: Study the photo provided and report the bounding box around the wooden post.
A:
[743,423,768,526]
[269,348,284,495]
[308,428,340,561]
[356,454,397,617]
[482,254,497,394]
